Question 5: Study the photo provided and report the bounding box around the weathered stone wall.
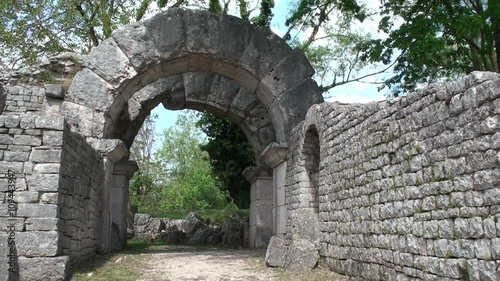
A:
[0,86,45,113]
[0,112,71,280]
[59,122,103,265]
[286,72,500,280]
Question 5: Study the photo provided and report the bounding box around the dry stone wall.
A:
[286,72,500,280]
[0,112,71,280]
[59,123,103,265]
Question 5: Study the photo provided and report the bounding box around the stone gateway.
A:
[0,8,499,281]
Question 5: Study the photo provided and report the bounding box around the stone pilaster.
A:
[261,142,288,238]
[110,161,138,251]
[243,166,273,248]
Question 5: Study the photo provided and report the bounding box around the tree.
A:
[131,112,233,214]
[197,113,255,209]
[129,114,157,197]
[285,0,500,95]
[364,0,500,94]
[0,0,139,68]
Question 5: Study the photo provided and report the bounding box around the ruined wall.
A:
[287,72,500,280]
[59,123,103,265]
[0,112,71,280]
[0,85,45,113]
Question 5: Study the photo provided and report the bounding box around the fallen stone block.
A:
[284,238,319,272]
[265,236,287,268]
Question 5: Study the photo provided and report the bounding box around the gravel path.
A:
[137,247,275,281]
[133,245,345,281]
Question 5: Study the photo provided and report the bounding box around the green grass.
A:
[71,241,151,281]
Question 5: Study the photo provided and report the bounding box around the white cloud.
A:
[325,82,386,104]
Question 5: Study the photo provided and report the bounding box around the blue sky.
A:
[151,0,387,136]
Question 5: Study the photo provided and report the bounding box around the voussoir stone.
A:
[84,38,137,87]
[111,22,160,72]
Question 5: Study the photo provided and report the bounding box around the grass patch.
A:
[71,240,157,281]
[71,254,145,281]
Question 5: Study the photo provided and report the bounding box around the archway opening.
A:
[303,125,320,214]
[99,71,278,253]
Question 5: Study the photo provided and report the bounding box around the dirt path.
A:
[137,247,275,281]
[72,245,345,281]
[134,246,345,281]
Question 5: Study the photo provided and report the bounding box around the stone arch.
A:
[301,104,323,213]
[302,124,320,213]
[63,8,323,152]
[109,72,276,164]
[59,8,324,255]
[288,104,323,245]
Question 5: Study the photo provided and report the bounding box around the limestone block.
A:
[42,131,63,146]
[35,114,64,130]
[227,87,258,123]
[16,231,60,256]
[13,191,38,203]
[26,174,60,192]
[3,151,30,162]
[112,22,160,72]
[61,101,103,138]
[26,218,59,231]
[85,38,138,89]
[274,78,323,132]
[144,8,186,60]
[237,26,291,89]
[290,209,320,245]
[0,218,24,232]
[261,49,315,99]
[67,68,115,112]
[45,84,65,99]
[206,75,239,114]
[18,256,69,281]
[17,204,57,217]
[0,161,23,173]
[284,238,319,272]
[265,236,287,268]
[13,135,41,146]
[33,163,60,174]
[184,72,214,110]
[4,115,20,128]
[40,193,58,204]
[182,212,205,235]
[30,149,61,163]
[478,260,497,281]
[213,14,253,63]
[0,135,13,145]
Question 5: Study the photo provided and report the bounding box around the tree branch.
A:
[319,59,398,92]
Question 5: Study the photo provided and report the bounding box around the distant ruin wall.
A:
[287,72,500,280]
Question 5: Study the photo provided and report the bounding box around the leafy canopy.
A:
[285,0,500,94]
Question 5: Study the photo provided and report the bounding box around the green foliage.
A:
[251,0,275,27]
[208,0,223,14]
[197,113,254,209]
[0,0,139,68]
[285,0,500,95]
[130,112,234,214]
[238,0,250,21]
